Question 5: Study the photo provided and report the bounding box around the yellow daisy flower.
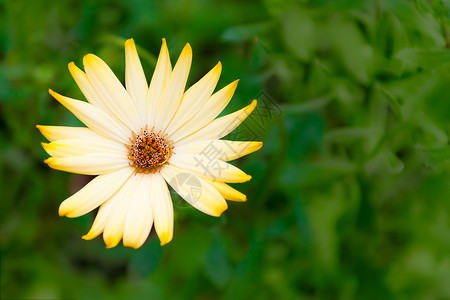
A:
[37,38,262,249]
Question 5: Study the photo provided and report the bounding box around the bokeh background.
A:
[2,0,450,299]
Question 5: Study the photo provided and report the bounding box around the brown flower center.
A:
[128,128,172,173]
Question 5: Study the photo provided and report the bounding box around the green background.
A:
[2,0,450,299]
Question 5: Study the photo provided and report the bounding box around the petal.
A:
[207,180,247,202]
[175,100,257,146]
[154,43,192,130]
[169,154,251,183]
[83,54,142,131]
[48,90,130,143]
[41,138,126,158]
[125,38,148,123]
[45,153,129,175]
[68,62,108,112]
[147,38,172,126]
[149,173,174,245]
[123,173,153,249]
[59,167,135,218]
[175,140,263,161]
[36,125,100,142]
[169,80,238,142]
[161,164,227,217]
[82,194,119,240]
[165,62,222,135]
[103,174,142,248]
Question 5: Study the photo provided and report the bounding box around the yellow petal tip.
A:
[125,38,136,48]
[159,232,173,246]
[105,239,120,249]
[123,241,141,249]
[48,89,61,102]
[256,141,263,151]
[68,62,82,75]
[82,230,100,240]
[58,206,68,217]
[229,79,239,91]
[41,143,51,154]
[215,205,228,217]
[183,43,193,55]
[83,54,97,65]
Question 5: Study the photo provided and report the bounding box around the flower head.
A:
[37,38,262,248]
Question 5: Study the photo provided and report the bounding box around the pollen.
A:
[128,127,173,173]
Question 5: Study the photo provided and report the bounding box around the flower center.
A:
[128,127,173,173]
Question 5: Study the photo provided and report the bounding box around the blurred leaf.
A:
[396,48,450,70]
[328,19,374,84]
[128,238,163,277]
[382,0,445,48]
[280,5,315,61]
[221,22,274,43]
[416,145,450,169]
[203,231,232,288]
[378,85,403,120]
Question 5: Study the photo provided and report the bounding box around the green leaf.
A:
[280,5,315,61]
[379,85,403,120]
[128,238,163,277]
[328,19,374,84]
[221,22,274,43]
[204,231,232,288]
[396,48,450,70]
[417,145,450,168]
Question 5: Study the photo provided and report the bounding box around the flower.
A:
[37,38,262,249]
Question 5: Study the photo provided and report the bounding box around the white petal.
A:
[154,43,192,130]
[175,140,263,161]
[41,138,126,158]
[45,153,129,175]
[59,167,135,218]
[147,38,172,126]
[169,80,238,142]
[161,164,227,217]
[103,174,142,248]
[149,173,173,245]
[165,62,221,135]
[175,100,257,146]
[82,192,120,240]
[169,154,251,183]
[68,62,109,112]
[49,90,130,143]
[36,125,101,142]
[125,38,148,123]
[83,54,142,131]
[207,180,247,202]
[123,173,153,249]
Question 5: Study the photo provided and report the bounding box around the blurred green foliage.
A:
[2,0,450,299]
